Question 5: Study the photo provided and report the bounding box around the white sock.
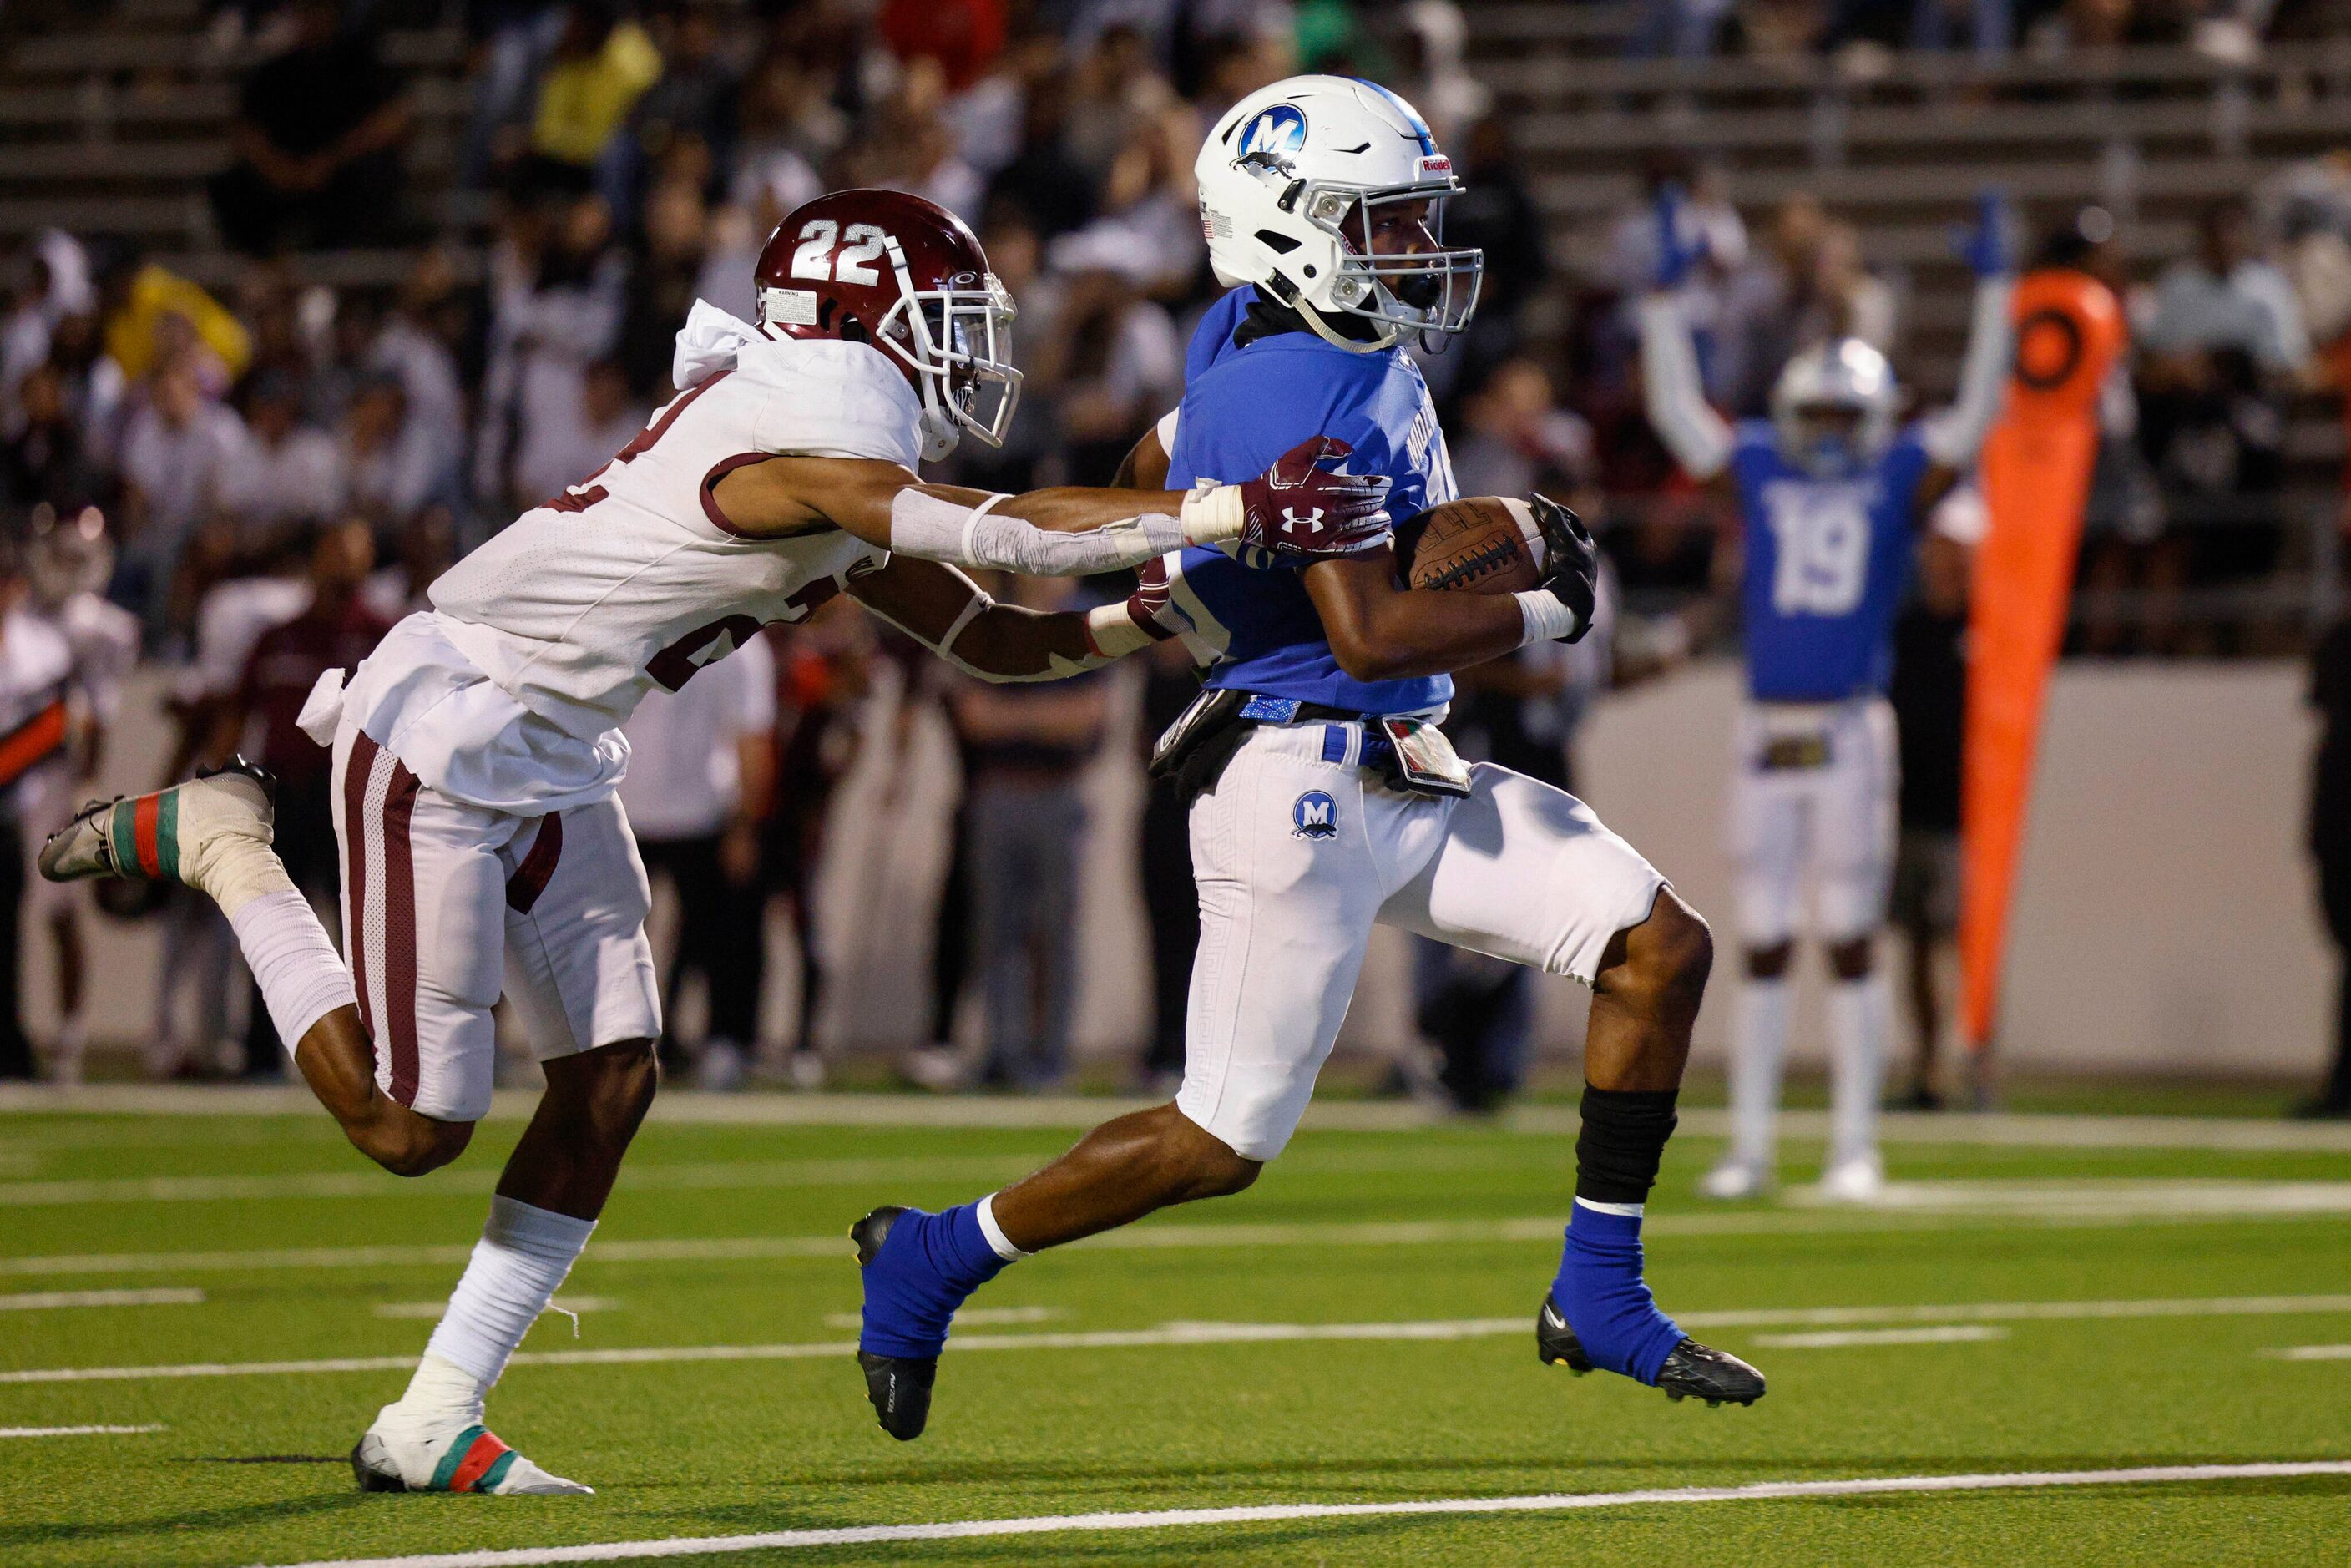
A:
[975,1192,1029,1261]
[1827,971,1890,1168]
[1728,977,1789,1171]
[409,1196,596,1411]
[229,890,359,1053]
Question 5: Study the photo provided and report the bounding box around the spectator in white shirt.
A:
[2140,196,2315,379]
[115,353,247,635]
[217,369,346,535]
[341,374,446,526]
[475,195,626,515]
[619,631,777,1090]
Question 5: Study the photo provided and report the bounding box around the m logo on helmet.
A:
[1236,104,1308,161]
[1292,790,1337,840]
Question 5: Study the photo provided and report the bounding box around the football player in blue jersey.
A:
[848,76,1768,1444]
[1636,187,2015,1201]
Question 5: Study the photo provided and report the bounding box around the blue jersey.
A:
[1728,419,1930,702]
[1160,288,1458,715]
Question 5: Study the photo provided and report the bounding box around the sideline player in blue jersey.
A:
[1637,187,2015,1201]
[847,75,1768,1444]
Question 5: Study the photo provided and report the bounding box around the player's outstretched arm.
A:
[1917,190,2018,512]
[709,439,1390,575]
[846,556,1152,683]
[1636,190,1735,483]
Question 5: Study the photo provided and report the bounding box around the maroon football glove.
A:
[1234,438,1393,559]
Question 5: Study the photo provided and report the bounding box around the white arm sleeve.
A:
[887,488,1214,574]
[1922,276,2015,471]
[1154,406,1180,454]
[1636,293,1735,480]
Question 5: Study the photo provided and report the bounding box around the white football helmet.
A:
[1196,75,1483,352]
[1770,338,1899,476]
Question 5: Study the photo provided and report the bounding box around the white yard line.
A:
[1752,1325,2010,1348]
[7,1084,2351,1153]
[2,1190,2344,1282]
[255,1460,2351,1567]
[9,1293,2349,1385]
[2262,1344,2351,1360]
[0,1424,164,1439]
[372,1297,618,1319]
[0,1154,1031,1207]
[0,1287,202,1310]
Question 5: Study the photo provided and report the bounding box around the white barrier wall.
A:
[52,659,2335,1080]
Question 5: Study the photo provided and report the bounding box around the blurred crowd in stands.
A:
[6,0,2351,1096]
[1633,0,2337,65]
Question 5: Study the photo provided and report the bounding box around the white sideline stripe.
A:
[0,1287,202,1310]
[1752,1325,2010,1348]
[1784,1180,2351,1216]
[12,1293,2351,1385]
[255,1461,2351,1566]
[2263,1344,2351,1360]
[0,1153,1032,1207]
[0,1424,164,1439]
[9,1083,2351,1153]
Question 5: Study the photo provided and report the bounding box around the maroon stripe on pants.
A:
[506,812,563,913]
[341,732,379,1043]
[380,759,422,1109]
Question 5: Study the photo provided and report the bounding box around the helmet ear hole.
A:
[1255,230,1301,255]
[840,316,868,346]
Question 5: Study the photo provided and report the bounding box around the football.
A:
[1400,496,1548,595]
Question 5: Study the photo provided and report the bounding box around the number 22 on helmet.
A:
[752,189,1021,463]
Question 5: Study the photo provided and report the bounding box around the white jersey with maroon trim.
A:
[427,329,921,744]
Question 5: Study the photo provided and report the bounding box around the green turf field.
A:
[2,1094,2348,1566]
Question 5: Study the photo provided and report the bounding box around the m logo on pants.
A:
[1292,790,1337,840]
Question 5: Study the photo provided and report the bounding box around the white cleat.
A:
[38,759,276,891]
[1698,1160,1772,1201]
[352,1403,593,1495]
[1813,1153,1888,1205]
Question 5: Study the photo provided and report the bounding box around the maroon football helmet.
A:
[754,189,1019,462]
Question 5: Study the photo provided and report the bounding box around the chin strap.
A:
[1292,293,1399,354]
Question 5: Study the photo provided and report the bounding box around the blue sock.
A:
[1550,1201,1685,1385]
[857,1205,1011,1359]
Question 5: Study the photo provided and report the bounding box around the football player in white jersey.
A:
[14,508,138,1082]
[1636,187,2013,1200]
[38,188,1391,1495]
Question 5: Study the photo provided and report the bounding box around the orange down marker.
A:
[1961,268,2126,1059]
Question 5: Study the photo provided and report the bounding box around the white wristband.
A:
[1513,590,1580,646]
[1084,601,1152,658]
[1179,485,1244,545]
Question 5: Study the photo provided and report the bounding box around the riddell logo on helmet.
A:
[1237,104,1308,159]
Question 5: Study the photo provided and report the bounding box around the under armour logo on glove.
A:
[1238,438,1391,558]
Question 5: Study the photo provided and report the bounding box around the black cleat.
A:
[851,1206,937,1441]
[1536,1295,1767,1407]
